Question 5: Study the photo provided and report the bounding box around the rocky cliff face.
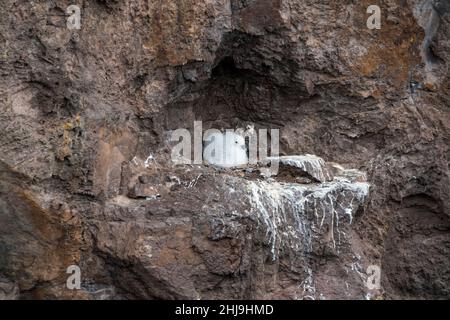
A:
[0,0,449,299]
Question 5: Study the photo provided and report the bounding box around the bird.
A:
[203,131,248,168]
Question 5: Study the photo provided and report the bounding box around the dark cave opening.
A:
[211,56,241,78]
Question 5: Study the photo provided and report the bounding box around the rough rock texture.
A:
[267,155,334,182]
[0,0,449,299]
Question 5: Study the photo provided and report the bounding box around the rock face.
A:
[0,0,449,299]
[267,155,334,182]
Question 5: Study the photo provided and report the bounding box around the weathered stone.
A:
[0,0,449,300]
[267,155,334,182]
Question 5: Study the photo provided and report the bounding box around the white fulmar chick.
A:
[203,131,248,168]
